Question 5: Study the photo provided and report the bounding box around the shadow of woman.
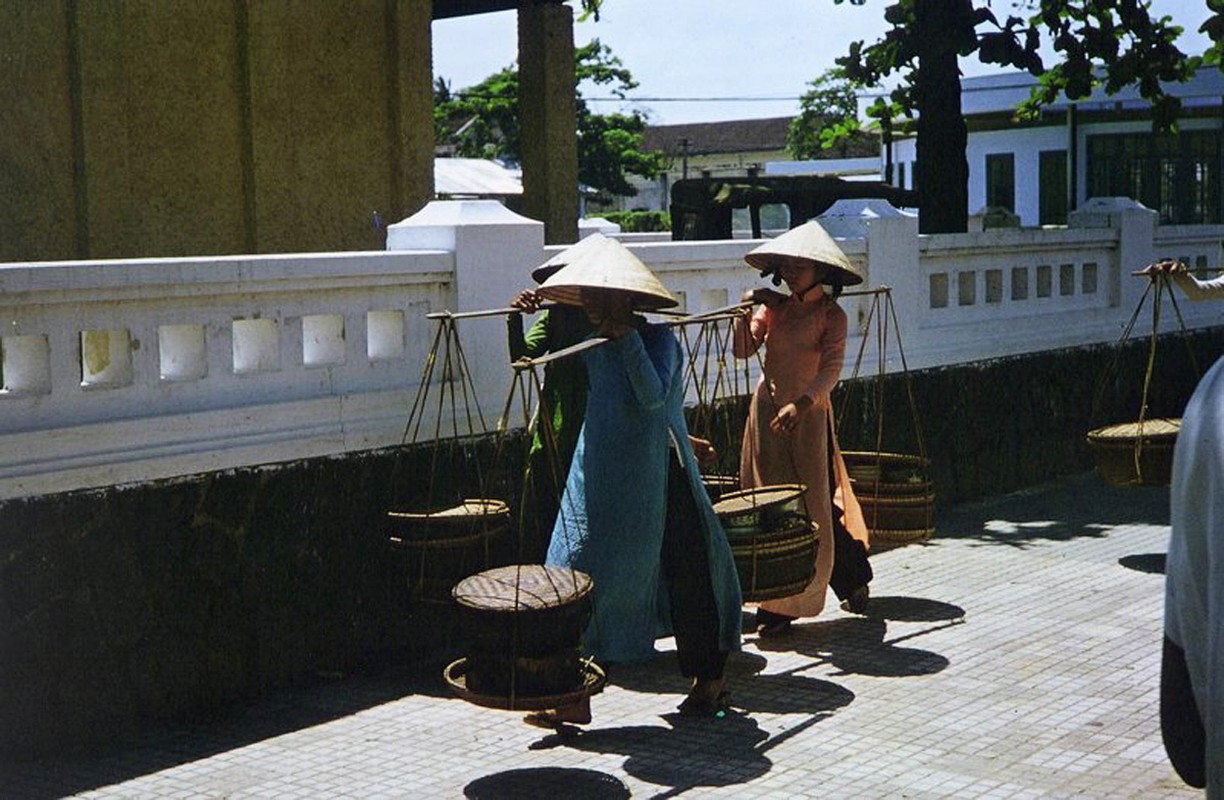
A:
[754,615,955,678]
[528,713,772,796]
[1118,553,1166,574]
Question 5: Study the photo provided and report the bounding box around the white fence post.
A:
[1067,197,1157,313]
[818,200,920,368]
[386,200,547,432]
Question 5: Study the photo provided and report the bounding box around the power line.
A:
[449,92,805,102]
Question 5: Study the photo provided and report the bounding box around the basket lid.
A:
[713,484,806,514]
[387,498,510,522]
[1087,417,1181,441]
[452,564,593,612]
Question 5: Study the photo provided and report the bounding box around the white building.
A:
[888,68,1224,227]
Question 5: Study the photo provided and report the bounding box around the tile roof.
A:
[643,117,794,156]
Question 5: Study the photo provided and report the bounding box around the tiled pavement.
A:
[3,472,1198,799]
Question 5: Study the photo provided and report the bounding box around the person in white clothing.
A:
[1142,258,1224,299]
[1149,257,1224,795]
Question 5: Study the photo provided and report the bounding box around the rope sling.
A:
[834,287,935,549]
[1086,269,1200,487]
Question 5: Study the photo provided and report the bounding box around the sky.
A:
[431,0,1217,126]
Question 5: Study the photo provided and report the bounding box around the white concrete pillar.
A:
[819,200,921,365]
[386,200,547,432]
[1068,197,1157,312]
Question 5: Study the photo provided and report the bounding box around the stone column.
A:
[393,0,436,224]
[517,1,579,244]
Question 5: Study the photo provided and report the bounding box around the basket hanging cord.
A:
[1131,272,1203,480]
[830,287,929,530]
[508,344,608,659]
[1090,279,1153,426]
[884,289,928,462]
[682,317,750,478]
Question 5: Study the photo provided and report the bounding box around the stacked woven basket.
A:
[712,484,818,601]
[843,451,935,549]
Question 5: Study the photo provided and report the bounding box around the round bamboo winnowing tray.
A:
[843,451,931,485]
[1085,418,1179,487]
[387,499,510,547]
[444,656,607,712]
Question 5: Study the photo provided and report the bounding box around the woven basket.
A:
[702,474,740,503]
[858,492,937,531]
[386,499,510,604]
[1085,418,1179,487]
[871,525,936,550]
[713,484,806,537]
[843,451,935,548]
[452,565,593,657]
[843,451,931,485]
[726,521,818,602]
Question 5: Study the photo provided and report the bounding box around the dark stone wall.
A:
[0,435,523,759]
[831,328,1223,505]
[1,329,1219,758]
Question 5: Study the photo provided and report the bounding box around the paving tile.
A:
[0,473,1202,798]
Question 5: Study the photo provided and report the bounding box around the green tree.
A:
[434,39,665,201]
[786,67,863,160]
[834,0,1202,233]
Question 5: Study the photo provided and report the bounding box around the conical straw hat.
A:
[744,219,864,287]
[530,232,610,284]
[537,235,678,310]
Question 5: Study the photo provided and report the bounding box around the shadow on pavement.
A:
[860,595,965,622]
[465,767,630,799]
[529,710,772,797]
[0,660,450,800]
[931,472,1169,549]
[754,613,956,678]
[1119,553,1167,574]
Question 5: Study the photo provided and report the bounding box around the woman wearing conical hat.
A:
[733,220,872,636]
[524,236,743,727]
[505,235,604,563]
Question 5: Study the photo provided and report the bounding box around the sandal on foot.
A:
[523,710,590,730]
[677,690,731,717]
[757,618,793,638]
[841,585,870,614]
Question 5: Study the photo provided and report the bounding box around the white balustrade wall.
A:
[2,198,1221,501]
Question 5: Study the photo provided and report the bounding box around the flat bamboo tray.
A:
[444,656,606,712]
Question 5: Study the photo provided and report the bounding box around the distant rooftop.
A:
[643,116,877,159]
[959,67,1224,117]
[643,117,793,156]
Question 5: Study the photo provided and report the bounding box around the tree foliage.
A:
[832,0,1203,232]
[786,68,864,160]
[434,39,666,201]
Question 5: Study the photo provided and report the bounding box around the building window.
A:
[1087,131,1221,224]
[985,153,1015,211]
[1039,150,1068,225]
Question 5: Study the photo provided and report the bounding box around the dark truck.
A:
[670,175,919,240]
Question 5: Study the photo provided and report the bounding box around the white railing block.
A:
[1,202,1221,501]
